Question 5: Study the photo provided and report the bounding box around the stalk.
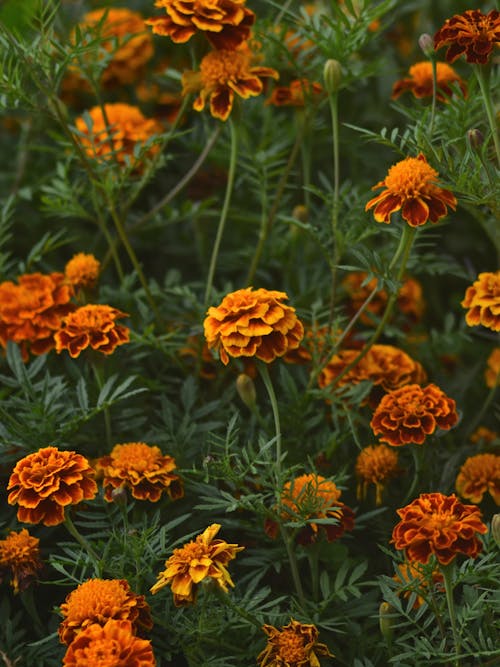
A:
[63,512,101,572]
[440,562,461,667]
[327,87,341,330]
[474,65,500,168]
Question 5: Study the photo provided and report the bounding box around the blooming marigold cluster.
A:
[392,61,467,102]
[94,442,183,502]
[204,287,304,365]
[0,528,43,594]
[64,253,100,291]
[355,445,400,505]
[59,578,153,646]
[455,453,500,505]
[7,447,97,526]
[434,10,500,65]
[365,153,457,227]
[257,619,333,667]
[266,79,323,107]
[461,271,500,332]
[392,560,443,609]
[150,524,244,605]
[370,383,458,446]
[392,492,488,565]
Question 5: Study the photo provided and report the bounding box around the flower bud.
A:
[323,59,342,94]
[418,33,434,58]
[111,485,128,505]
[491,514,500,548]
[292,204,308,223]
[379,601,395,644]
[467,128,484,150]
[236,373,256,409]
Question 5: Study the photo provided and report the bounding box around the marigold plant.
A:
[455,453,500,505]
[485,348,500,388]
[257,619,333,667]
[64,253,101,291]
[0,528,43,594]
[355,445,400,505]
[461,271,500,332]
[434,9,500,64]
[392,61,467,102]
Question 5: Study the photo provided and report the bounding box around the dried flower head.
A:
[365,153,457,227]
[434,9,500,65]
[150,524,244,605]
[204,287,304,365]
[65,253,101,290]
[7,446,97,526]
[258,619,333,667]
[455,453,500,505]
[0,529,43,594]
[95,442,183,502]
[355,445,400,505]
[55,305,130,358]
[266,79,323,107]
[392,560,443,609]
[392,61,467,102]
[485,348,500,388]
[461,271,500,332]
[370,383,458,446]
[392,492,488,565]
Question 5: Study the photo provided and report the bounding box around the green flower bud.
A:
[236,373,256,409]
[379,601,395,644]
[323,59,342,94]
[418,33,434,58]
[491,514,500,548]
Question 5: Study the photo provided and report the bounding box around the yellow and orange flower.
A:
[392,61,467,102]
[434,10,500,65]
[365,153,457,227]
[392,560,443,609]
[485,348,500,388]
[370,383,458,446]
[55,304,130,358]
[455,453,500,505]
[62,619,156,667]
[7,446,97,526]
[65,253,100,291]
[392,492,488,565]
[95,442,183,503]
[461,271,500,332]
[59,578,153,646]
[0,529,43,594]
[204,287,304,365]
[266,79,323,107]
[355,445,400,505]
[257,619,333,667]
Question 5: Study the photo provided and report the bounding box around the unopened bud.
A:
[379,601,395,644]
[111,485,128,505]
[467,128,484,150]
[323,59,342,94]
[292,204,308,223]
[418,33,434,58]
[236,373,256,409]
[491,514,500,548]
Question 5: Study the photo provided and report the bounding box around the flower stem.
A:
[214,587,262,629]
[327,89,341,331]
[257,362,282,475]
[474,65,500,168]
[401,444,424,505]
[428,59,437,138]
[91,360,112,448]
[63,512,101,572]
[440,561,461,667]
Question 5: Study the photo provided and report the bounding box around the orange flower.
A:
[182,45,279,121]
[485,348,500,388]
[470,426,499,446]
[146,0,255,50]
[370,383,458,446]
[62,619,156,667]
[150,524,244,605]
[0,272,74,359]
[7,446,97,526]
[392,560,443,609]
[365,153,457,227]
[392,492,488,565]
[95,442,183,502]
[204,287,304,365]
[0,529,43,594]
[257,619,333,667]
[355,445,400,505]
[392,61,467,102]
[65,253,100,290]
[461,271,500,332]
[59,578,153,646]
[55,304,130,358]
[455,453,500,505]
[434,10,500,65]
[266,79,323,107]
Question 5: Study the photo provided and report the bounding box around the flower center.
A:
[384,157,438,197]
[200,50,250,87]
[81,638,121,667]
[277,629,308,662]
[112,444,160,472]
[423,511,454,531]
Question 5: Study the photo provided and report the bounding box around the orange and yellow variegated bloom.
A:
[461,271,500,332]
[7,447,97,526]
[258,619,333,667]
[392,61,467,102]
[204,287,304,364]
[266,79,323,107]
[0,529,43,594]
[355,445,400,505]
[65,253,100,290]
[485,348,500,388]
[455,453,500,505]
[434,10,500,65]
[392,560,443,609]
[150,524,244,605]
[392,492,488,565]
[55,305,130,358]
[365,153,457,227]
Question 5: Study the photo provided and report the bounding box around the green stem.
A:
[401,444,424,505]
[463,381,498,442]
[428,59,437,138]
[308,548,320,601]
[63,512,101,572]
[474,65,500,168]
[258,362,282,475]
[214,587,262,629]
[327,89,341,330]
[91,360,112,449]
[440,562,461,667]
[299,111,312,211]
[280,526,306,606]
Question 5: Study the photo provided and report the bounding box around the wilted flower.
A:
[0,529,43,594]
[257,619,333,667]
[434,10,500,65]
[65,253,101,290]
[355,445,400,505]
[55,304,130,358]
[455,453,500,505]
[267,79,323,107]
[485,348,500,388]
[461,271,500,332]
[392,61,467,102]
[392,560,443,609]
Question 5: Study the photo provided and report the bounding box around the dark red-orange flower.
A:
[55,304,130,358]
[355,445,400,505]
[455,453,500,505]
[365,153,457,227]
[266,79,323,107]
[392,492,488,565]
[0,528,43,593]
[461,271,500,332]
[434,10,500,65]
[7,447,97,526]
[257,619,333,667]
[392,61,467,102]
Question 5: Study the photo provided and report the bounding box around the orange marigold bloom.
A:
[59,578,153,646]
[485,348,500,388]
[146,0,255,50]
[95,442,183,502]
[434,10,500,65]
[266,79,323,107]
[62,619,156,667]
[392,560,443,609]
[182,45,279,121]
[461,271,500,332]
[150,524,244,605]
[470,426,499,446]
[204,287,304,365]
[55,304,130,358]
[355,445,400,505]
[0,529,43,594]
[65,253,100,290]
[257,619,333,667]
[455,453,500,505]
[392,492,488,565]
[365,153,457,227]
[392,61,467,102]
[7,446,97,526]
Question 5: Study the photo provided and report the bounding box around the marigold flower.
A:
[65,253,101,290]
[392,560,443,609]
[7,446,97,526]
[204,287,304,365]
[146,0,255,50]
[355,445,400,505]
[62,619,156,667]
[392,61,467,102]
[0,529,43,594]
[150,524,243,605]
[370,383,458,446]
[365,153,457,227]
[455,453,500,505]
[257,619,333,667]
[54,304,130,358]
[392,492,488,565]
[95,442,183,503]
[470,426,499,446]
[434,10,500,65]
[461,271,500,332]
[59,578,153,646]
[182,45,279,121]
[266,79,323,107]
[485,348,500,388]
